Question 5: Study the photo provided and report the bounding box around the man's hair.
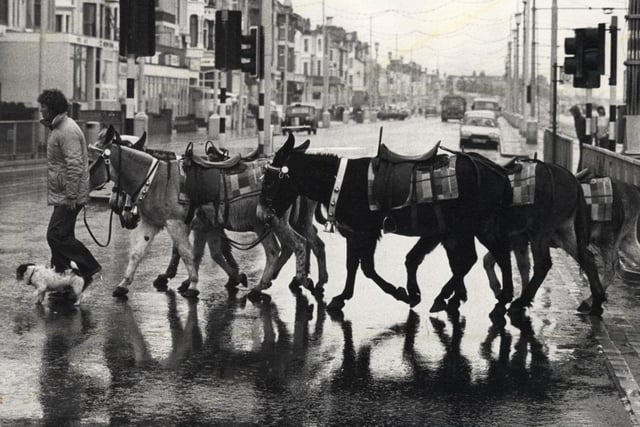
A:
[37,89,69,116]
[597,106,606,114]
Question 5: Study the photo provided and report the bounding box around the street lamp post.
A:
[322,0,330,128]
[514,13,522,115]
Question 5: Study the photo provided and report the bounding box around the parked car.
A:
[471,97,502,117]
[424,103,438,117]
[459,110,501,149]
[377,109,409,121]
[281,103,318,135]
[440,95,467,122]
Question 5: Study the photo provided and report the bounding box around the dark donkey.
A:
[481,158,606,316]
[259,134,515,314]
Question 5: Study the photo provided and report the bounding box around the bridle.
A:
[261,163,290,210]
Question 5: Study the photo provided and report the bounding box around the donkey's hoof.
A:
[577,300,591,313]
[446,298,461,314]
[327,297,345,313]
[408,293,421,308]
[247,289,263,303]
[239,273,248,288]
[429,298,447,313]
[394,287,410,304]
[178,280,191,293]
[303,277,315,292]
[497,291,514,305]
[180,288,200,299]
[153,275,170,291]
[312,285,325,300]
[589,305,604,317]
[490,303,507,323]
[112,287,129,299]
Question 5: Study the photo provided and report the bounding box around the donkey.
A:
[479,159,606,316]
[484,168,640,314]
[89,126,326,299]
[104,130,328,297]
[259,134,515,314]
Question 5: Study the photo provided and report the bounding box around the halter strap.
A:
[325,158,348,233]
[134,157,160,202]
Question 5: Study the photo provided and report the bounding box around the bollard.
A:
[134,112,149,137]
[525,120,538,145]
[342,111,350,124]
[208,114,220,139]
[322,110,331,129]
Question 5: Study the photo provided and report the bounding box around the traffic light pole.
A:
[261,0,273,155]
[609,16,618,150]
[219,72,227,143]
[125,54,136,135]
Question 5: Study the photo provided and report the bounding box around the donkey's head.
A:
[260,133,311,216]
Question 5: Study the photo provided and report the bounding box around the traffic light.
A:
[582,24,605,76]
[119,0,156,57]
[240,26,264,79]
[215,10,241,70]
[563,24,606,89]
[563,33,581,78]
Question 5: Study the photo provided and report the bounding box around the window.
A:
[317,60,321,76]
[71,44,88,101]
[103,6,113,39]
[0,0,7,25]
[83,3,97,36]
[277,46,285,69]
[304,39,309,53]
[189,15,198,47]
[55,14,63,32]
[205,19,213,50]
[303,62,308,76]
[312,92,321,100]
[318,39,321,52]
[34,0,41,28]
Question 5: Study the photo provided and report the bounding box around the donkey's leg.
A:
[578,240,617,312]
[509,235,552,313]
[430,233,477,313]
[113,220,162,298]
[176,221,208,292]
[206,228,247,290]
[271,214,309,290]
[557,224,607,315]
[165,220,199,298]
[620,218,640,269]
[327,235,361,313]
[153,244,181,291]
[247,228,282,301]
[296,200,328,293]
[359,233,411,304]
[482,252,501,298]
[405,235,440,307]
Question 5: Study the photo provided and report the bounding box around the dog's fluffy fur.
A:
[16,263,86,305]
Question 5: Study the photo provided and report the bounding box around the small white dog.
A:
[16,263,86,306]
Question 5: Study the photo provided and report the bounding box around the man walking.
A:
[38,89,101,286]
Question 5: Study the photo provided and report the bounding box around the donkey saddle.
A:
[182,142,242,206]
[372,142,444,212]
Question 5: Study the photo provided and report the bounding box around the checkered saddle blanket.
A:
[581,177,613,222]
[368,155,459,211]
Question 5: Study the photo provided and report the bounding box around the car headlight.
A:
[488,132,500,140]
[460,130,471,137]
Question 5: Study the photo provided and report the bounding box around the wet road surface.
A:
[0,117,637,425]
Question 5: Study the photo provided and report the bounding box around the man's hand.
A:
[64,198,77,212]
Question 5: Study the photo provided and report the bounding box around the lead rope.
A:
[83,206,115,247]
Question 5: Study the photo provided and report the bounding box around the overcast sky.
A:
[290,0,628,83]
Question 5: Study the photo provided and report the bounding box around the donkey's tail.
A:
[574,179,592,270]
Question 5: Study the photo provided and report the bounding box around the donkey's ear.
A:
[114,131,123,146]
[281,132,295,153]
[105,125,115,143]
[132,131,147,151]
[293,139,311,153]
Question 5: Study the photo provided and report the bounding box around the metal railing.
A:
[0,120,47,160]
[544,127,640,185]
